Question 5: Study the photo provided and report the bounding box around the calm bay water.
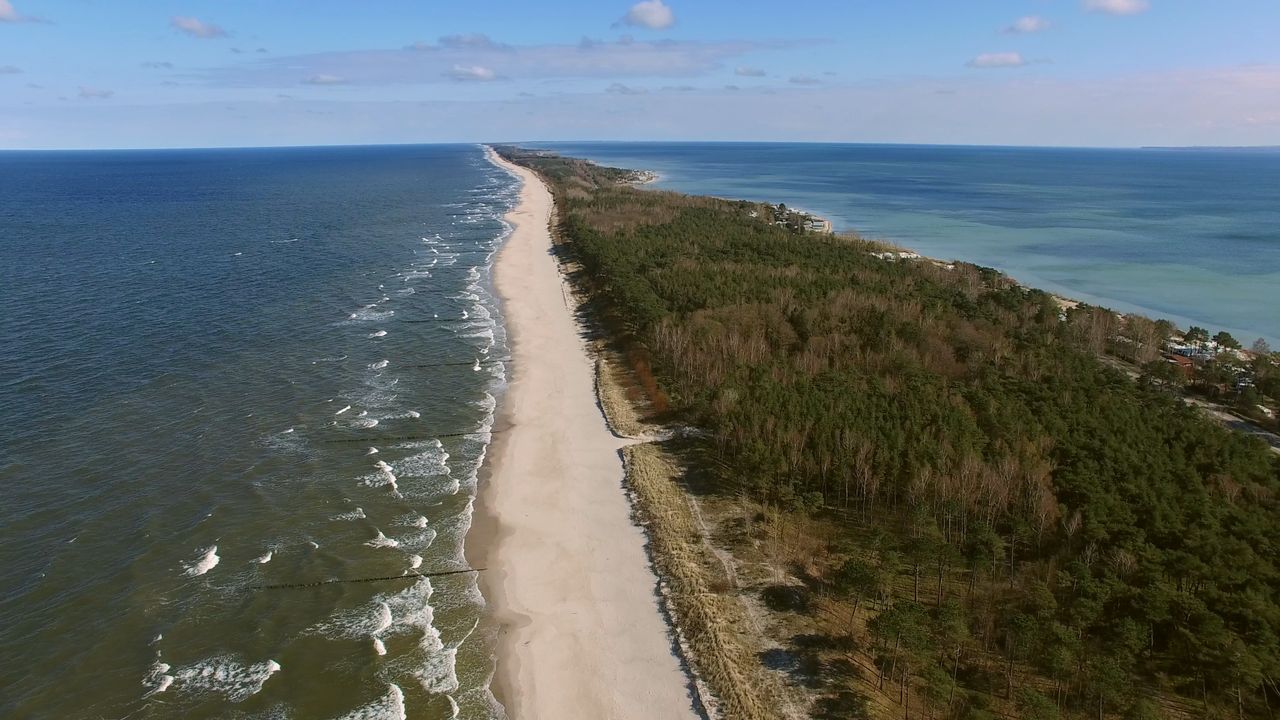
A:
[535,142,1280,345]
[0,145,514,719]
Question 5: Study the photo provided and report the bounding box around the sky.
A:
[2,0,1280,149]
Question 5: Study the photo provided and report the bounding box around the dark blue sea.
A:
[535,142,1280,345]
[0,145,515,719]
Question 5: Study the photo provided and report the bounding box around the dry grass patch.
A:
[626,443,790,720]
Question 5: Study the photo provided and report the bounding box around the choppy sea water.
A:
[534,142,1280,345]
[0,144,516,719]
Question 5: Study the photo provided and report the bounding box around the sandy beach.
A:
[471,146,700,720]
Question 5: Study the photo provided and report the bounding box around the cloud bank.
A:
[201,36,793,87]
[13,64,1279,150]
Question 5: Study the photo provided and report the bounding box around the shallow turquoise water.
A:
[536,142,1280,345]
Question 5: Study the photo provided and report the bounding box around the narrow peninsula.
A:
[490,145,1280,720]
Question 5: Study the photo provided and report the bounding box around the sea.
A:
[534,142,1280,346]
[0,145,515,719]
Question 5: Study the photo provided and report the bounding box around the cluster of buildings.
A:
[1162,336,1276,420]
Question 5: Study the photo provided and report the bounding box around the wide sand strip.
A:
[474,146,700,720]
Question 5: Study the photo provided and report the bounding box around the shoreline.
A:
[468,146,700,720]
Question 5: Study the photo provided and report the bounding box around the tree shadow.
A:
[812,690,872,720]
[762,583,812,613]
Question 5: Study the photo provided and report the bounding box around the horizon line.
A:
[4,139,1280,153]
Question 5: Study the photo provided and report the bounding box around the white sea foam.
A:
[373,637,387,656]
[335,405,352,416]
[408,554,423,570]
[370,360,389,370]
[282,427,294,434]
[308,540,320,549]
[366,447,379,455]
[411,646,459,695]
[365,460,400,494]
[143,660,174,697]
[357,410,368,417]
[365,530,399,548]
[461,326,495,344]
[348,307,395,322]
[369,330,388,338]
[352,418,379,429]
[167,656,281,702]
[393,440,454,495]
[183,545,220,577]
[394,528,437,552]
[333,507,366,521]
[334,684,406,720]
[252,550,273,564]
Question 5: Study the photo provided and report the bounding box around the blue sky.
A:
[2,0,1279,148]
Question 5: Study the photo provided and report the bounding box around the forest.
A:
[496,146,1280,719]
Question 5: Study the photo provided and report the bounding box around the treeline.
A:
[497,147,1280,719]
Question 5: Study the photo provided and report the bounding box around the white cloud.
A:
[967,52,1028,69]
[790,75,820,85]
[606,82,647,94]
[78,86,113,99]
[142,61,174,70]
[618,0,675,30]
[302,74,345,85]
[1084,0,1151,16]
[447,64,498,82]
[1,65,22,74]
[1004,16,1051,34]
[735,66,766,77]
[171,16,227,39]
